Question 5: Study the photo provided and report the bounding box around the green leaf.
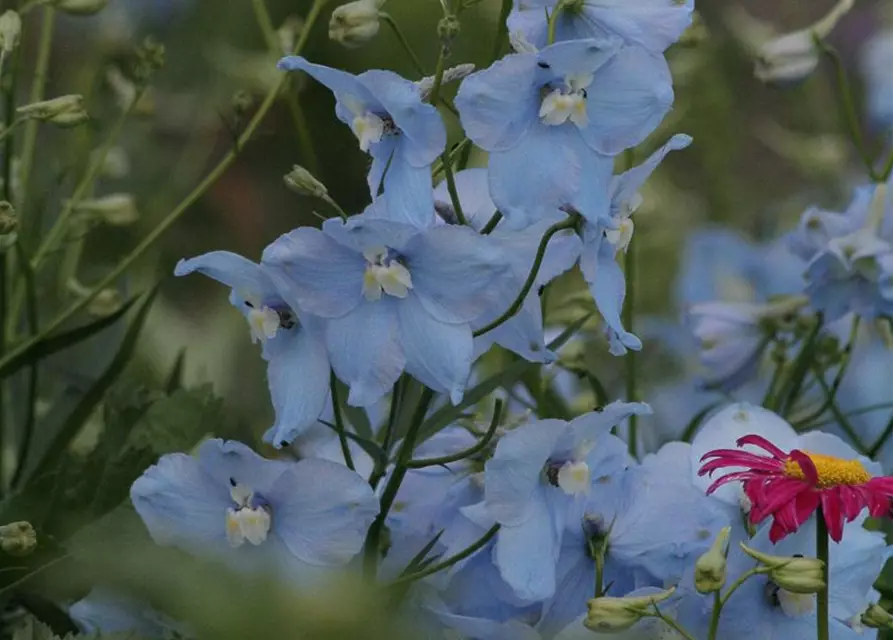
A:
[0,294,141,381]
[22,288,159,484]
[164,348,187,395]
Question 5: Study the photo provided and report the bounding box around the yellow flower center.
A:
[783,451,872,488]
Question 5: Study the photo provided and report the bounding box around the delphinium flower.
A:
[789,180,893,322]
[175,252,330,447]
[692,403,891,542]
[860,28,893,130]
[277,56,446,228]
[433,168,583,362]
[130,439,378,578]
[455,38,673,228]
[578,134,691,355]
[70,587,187,638]
[538,442,734,637]
[674,517,889,639]
[507,0,695,54]
[261,204,513,407]
[480,401,650,601]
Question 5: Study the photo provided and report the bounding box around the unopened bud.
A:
[0,201,16,235]
[17,95,88,128]
[131,37,165,87]
[437,15,461,52]
[51,0,109,15]
[72,194,139,226]
[862,603,893,630]
[0,11,21,54]
[0,521,36,556]
[329,0,383,48]
[88,288,124,317]
[740,544,825,594]
[583,588,675,633]
[93,146,130,179]
[284,166,328,198]
[694,526,730,594]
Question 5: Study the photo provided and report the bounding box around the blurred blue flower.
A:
[262,208,513,406]
[579,134,691,355]
[434,168,583,362]
[860,29,893,131]
[130,439,378,578]
[175,251,330,447]
[455,39,673,228]
[507,0,694,53]
[70,588,186,639]
[482,402,649,601]
[278,56,446,227]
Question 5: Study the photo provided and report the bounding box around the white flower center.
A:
[351,111,385,153]
[557,460,591,496]
[605,217,635,253]
[778,588,815,618]
[225,483,272,548]
[539,73,592,128]
[247,306,281,344]
[362,246,413,301]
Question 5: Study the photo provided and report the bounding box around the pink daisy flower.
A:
[698,434,893,542]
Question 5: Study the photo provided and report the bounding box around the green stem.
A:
[388,523,500,586]
[321,194,349,221]
[869,414,893,458]
[0,0,329,378]
[811,364,867,454]
[774,314,823,416]
[473,216,578,337]
[623,239,637,458]
[364,386,435,578]
[380,13,426,77]
[547,3,564,45]
[251,0,280,51]
[719,567,764,607]
[407,399,501,468]
[649,606,699,640]
[881,148,893,183]
[817,507,830,640]
[707,591,722,640]
[794,316,859,427]
[440,150,467,226]
[10,241,36,489]
[480,211,502,234]
[594,550,605,597]
[490,0,513,62]
[330,370,355,471]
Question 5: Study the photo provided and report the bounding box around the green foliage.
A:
[10,617,147,640]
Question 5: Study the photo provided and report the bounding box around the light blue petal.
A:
[277,56,377,120]
[536,38,619,79]
[359,69,446,167]
[505,4,550,50]
[476,295,553,363]
[378,146,437,228]
[367,135,398,197]
[485,419,567,525]
[576,0,694,52]
[495,492,560,601]
[174,251,276,300]
[491,217,583,286]
[267,457,378,565]
[433,168,497,231]
[197,438,291,496]
[675,229,758,308]
[610,133,692,210]
[568,146,615,225]
[489,122,583,228]
[324,299,405,407]
[455,53,540,152]
[262,321,331,447]
[406,224,512,324]
[70,588,181,638]
[262,227,365,318]
[580,46,674,155]
[397,295,473,404]
[321,212,421,253]
[567,401,652,446]
[130,452,230,551]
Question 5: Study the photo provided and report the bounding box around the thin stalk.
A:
[380,13,426,77]
[707,591,722,640]
[388,523,499,586]
[364,386,435,578]
[440,151,467,225]
[473,216,578,337]
[816,507,830,640]
[480,211,502,234]
[489,0,513,63]
[330,370,355,471]
[10,241,36,489]
[649,606,698,640]
[811,364,867,454]
[594,550,605,598]
[774,314,823,416]
[881,148,893,183]
[407,399,501,468]
[869,413,893,458]
[251,0,280,52]
[0,0,329,378]
[547,2,565,45]
[623,238,637,458]
[794,316,859,427]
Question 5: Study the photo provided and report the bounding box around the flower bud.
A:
[329,0,383,48]
[437,15,461,51]
[0,11,21,54]
[0,521,36,556]
[284,166,328,199]
[71,194,139,226]
[694,526,730,594]
[51,0,109,15]
[88,288,124,318]
[0,201,17,235]
[740,544,825,594]
[17,95,88,128]
[862,603,893,630]
[583,588,676,633]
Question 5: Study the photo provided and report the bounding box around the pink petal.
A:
[794,490,820,530]
[820,490,844,543]
[789,450,819,486]
[737,434,788,460]
[706,471,758,495]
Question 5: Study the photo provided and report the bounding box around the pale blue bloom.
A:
[860,29,893,130]
[482,402,649,601]
[434,169,583,362]
[175,251,330,447]
[507,0,694,53]
[456,39,673,228]
[278,56,446,228]
[579,134,691,355]
[70,588,187,639]
[130,439,378,578]
[676,517,888,639]
[261,207,513,406]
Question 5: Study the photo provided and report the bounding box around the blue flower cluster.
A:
[66,0,893,638]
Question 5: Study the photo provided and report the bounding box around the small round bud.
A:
[0,521,37,556]
[740,543,825,594]
[17,95,88,128]
[329,0,383,48]
[584,588,676,633]
[0,11,22,54]
[51,0,109,16]
[694,526,730,594]
[130,37,165,87]
[284,166,328,199]
[0,201,17,235]
[88,288,124,318]
[437,15,461,49]
[862,603,893,630]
